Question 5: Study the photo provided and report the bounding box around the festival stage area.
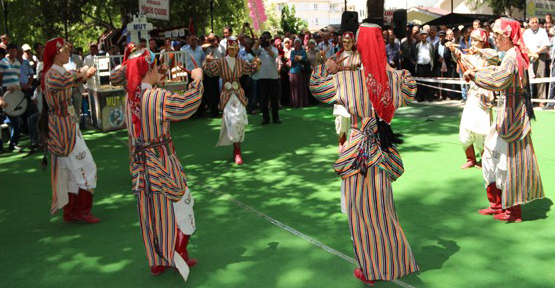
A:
[1,103,554,288]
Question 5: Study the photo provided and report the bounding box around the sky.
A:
[385,0,439,9]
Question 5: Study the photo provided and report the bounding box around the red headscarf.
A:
[470,28,489,48]
[336,31,357,57]
[41,37,69,91]
[125,50,156,137]
[492,18,529,88]
[356,23,393,123]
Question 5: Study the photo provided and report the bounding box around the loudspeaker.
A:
[341,11,359,34]
[392,9,407,39]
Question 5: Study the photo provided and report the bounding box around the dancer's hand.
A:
[190,68,203,81]
[463,70,475,82]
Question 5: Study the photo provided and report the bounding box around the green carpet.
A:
[1,103,553,288]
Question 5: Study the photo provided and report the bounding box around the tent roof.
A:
[424,13,500,27]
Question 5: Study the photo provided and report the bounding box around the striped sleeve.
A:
[110,65,126,86]
[202,59,221,77]
[309,64,337,104]
[480,48,500,66]
[241,58,259,76]
[47,70,78,92]
[163,79,203,121]
[474,55,515,91]
[390,69,416,109]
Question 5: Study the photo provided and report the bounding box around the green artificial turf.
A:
[1,103,553,288]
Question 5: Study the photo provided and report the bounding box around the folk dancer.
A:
[39,38,100,223]
[447,28,500,169]
[310,23,419,285]
[463,18,544,222]
[203,36,260,165]
[123,50,203,278]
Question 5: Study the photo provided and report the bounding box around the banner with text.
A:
[139,0,170,21]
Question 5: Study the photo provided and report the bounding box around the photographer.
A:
[254,32,281,124]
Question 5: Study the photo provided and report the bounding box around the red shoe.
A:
[63,193,77,222]
[353,268,375,286]
[74,189,101,224]
[175,232,198,267]
[461,146,477,169]
[233,144,243,165]
[478,183,503,215]
[150,265,171,276]
[494,205,522,223]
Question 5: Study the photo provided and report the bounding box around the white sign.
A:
[384,10,394,25]
[527,0,555,18]
[126,15,153,45]
[139,0,170,21]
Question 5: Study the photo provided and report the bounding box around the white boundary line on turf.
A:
[195,181,418,288]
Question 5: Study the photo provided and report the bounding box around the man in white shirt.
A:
[523,17,551,102]
[220,25,232,50]
[414,30,435,101]
[254,32,281,124]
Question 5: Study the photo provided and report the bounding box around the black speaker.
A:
[341,11,359,34]
[392,9,407,39]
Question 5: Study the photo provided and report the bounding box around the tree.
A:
[469,0,524,16]
[279,5,307,34]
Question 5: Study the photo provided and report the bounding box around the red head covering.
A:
[356,23,393,123]
[125,50,156,137]
[336,31,357,56]
[470,28,489,48]
[226,36,239,57]
[303,34,311,46]
[123,42,148,64]
[492,18,529,87]
[41,37,70,91]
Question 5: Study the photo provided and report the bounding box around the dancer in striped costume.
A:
[331,31,361,153]
[122,50,203,279]
[310,24,419,285]
[39,38,100,224]
[203,36,260,165]
[464,18,544,222]
[447,29,500,169]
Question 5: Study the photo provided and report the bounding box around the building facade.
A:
[269,0,345,31]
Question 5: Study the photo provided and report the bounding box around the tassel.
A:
[524,71,536,121]
[376,117,403,151]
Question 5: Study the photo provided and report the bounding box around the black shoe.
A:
[261,119,270,125]
[273,119,282,124]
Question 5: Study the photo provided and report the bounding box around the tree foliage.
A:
[468,0,524,17]
[279,5,307,34]
[0,0,250,52]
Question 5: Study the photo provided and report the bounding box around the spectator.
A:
[400,26,417,75]
[139,38,147,48]
[458,27,472,102]
[0,34,9,50]
[181,34,205,73]
[0,43,22,152]
[546,27,555,109]
[33,43,44,62]
[254,32,281,124]
[288,38,309,107]
[220,25,233,49]
[202,33,225,117]
[523,17,551,105]
[238,36,257,114]
[414,30,435,102]
[386,33,400,68]
[108,45,121,68]
[435,30,457,100]
[382,29,389,44]
[317,30,334,59]
[149,38,158,52]
[428,26,440,46]
[306,39,322,68]
[472,19,481,30]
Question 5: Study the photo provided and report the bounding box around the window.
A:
[314,4,318,11]
[320,3,329,11]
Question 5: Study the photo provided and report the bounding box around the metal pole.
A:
[210,0,214,33]
[344,0,347,11]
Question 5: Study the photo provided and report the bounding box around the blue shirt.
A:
[289,49,307,74]
[317,40,335,58]
[254,47,279,80]
[459,38,472,54]
[19,59,34,86]
[0,57,21,88]
[180,45,205,71]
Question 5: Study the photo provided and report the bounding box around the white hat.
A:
[22,44,31,51]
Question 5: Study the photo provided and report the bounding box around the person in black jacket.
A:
[434,30,457,100]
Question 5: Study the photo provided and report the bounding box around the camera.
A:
[260,31,272,48]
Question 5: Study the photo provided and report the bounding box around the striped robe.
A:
[128,81,203,272]
[310,65,419,281]
[474,47,544,208]
[203,57,258,109]
[44,66,82,213]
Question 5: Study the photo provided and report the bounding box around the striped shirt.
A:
[0,57,21,88]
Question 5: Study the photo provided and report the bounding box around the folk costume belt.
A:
[224,81,240,91]
[133,136,173,260]
[350,122,381,177]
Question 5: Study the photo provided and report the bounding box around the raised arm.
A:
[163,79,204,121]
[309,64,337,104]
[388,69,417,109]
[202,58,221,77]
[241,58,260,76]
[473,53,516,91]
[109,65,126,86]
[46,70,79,92]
